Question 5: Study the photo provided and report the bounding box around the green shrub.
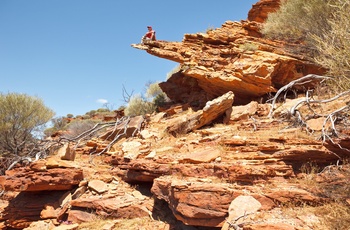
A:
[66,114,74,118]
[153,93,167,107]
[44,116,68,137]
[146,82,163,98]
[262,0,350,91]
[146,82,169,108]
[206,26,214,33]
[63,119,98,139]
[0,93,54,155]
[97,108,110,113]
[311,0,350,91]
[117,105,126,111]
[261,0,332,42]
[82,114,91,119]
[86,110,97,116]
[124,95,155,116]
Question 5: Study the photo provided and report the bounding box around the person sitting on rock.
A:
[141,26,156,43]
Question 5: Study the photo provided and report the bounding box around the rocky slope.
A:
[1,0,350,229]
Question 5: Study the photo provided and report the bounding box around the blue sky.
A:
[0,0,258,117]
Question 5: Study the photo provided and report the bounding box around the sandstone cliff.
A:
[132,0,324,106]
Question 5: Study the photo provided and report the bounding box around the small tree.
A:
[311,0,350,91]
[44,116,68,137]
[124,94,155,116]
[0,93,54,155]
[124,82,170,116]
[146,82,169,107]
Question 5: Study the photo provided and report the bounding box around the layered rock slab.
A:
[0,160,83,192]
[133,18,325,105]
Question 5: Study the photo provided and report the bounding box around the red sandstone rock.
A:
[88,179,108,194]
[2,191,70,229]
[70,193,154,219]
[230,101,259,121]
[133,19,325,105]
[247,0,281,23]
[266,187,325,205]
[152,177,236,227]
[0,162,83,192]
[222,195,262,230]
[166,91,234,134]
[67,210,96,224]
[179,147,221,163]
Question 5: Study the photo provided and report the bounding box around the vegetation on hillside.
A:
[262,0,350,91]
[124,82,168,116]
[0,93,54,156]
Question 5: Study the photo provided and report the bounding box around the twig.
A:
[226,211,255,230]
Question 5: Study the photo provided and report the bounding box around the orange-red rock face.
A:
[133,0,324,105]
[248,0,281,23]
[0,160,83,192]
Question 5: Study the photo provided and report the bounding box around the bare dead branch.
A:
[122,84,134,103]
[250,116,257,132]
[95,116,131,156]
[268,74,331,118]
[226,211,255,230]
[318,160,342,174]
[290,90,350,116]
[267,74,350,157]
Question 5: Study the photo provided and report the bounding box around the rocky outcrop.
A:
[0,160,83,229]
[1,1,348,229]
[0,159,83,192]
[248,0,281,23]
[101,92,349,228]
[132,0,324,106]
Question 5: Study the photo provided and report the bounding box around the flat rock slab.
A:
[88,180,108,194]
[179,148,221,163]
[0,164,83,192]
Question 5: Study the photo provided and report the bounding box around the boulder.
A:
[2,191,70,229]
[179,147,221,163]
[166,91,234,134]
[221,196,261,230]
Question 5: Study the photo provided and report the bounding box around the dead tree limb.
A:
[2,139,62,173]
[95,117,131,156]
[268,74,330,118]
[267,74,350,156]
[290,89,350,116]
[122,84,134,103]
